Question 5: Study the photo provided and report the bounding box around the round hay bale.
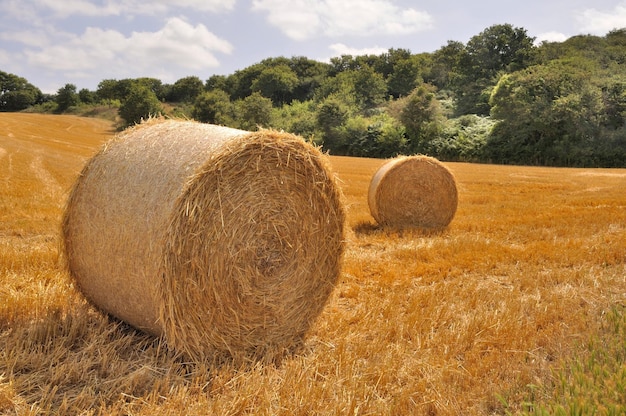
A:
[62,119,345,360]
[368,155,458,228]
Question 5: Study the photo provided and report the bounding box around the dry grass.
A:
[1,113,625,415]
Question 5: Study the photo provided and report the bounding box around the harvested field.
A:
[1,113,625,415]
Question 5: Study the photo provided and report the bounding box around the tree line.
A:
[2,24,625,167]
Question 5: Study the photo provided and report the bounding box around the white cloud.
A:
[578,2,626,34]
[127,17,234,69]
[0,0,45,24]
[36,0,123,17]
[534,31,568,45]
[251,0,432,40]
[0,29,55,47]
[315,43,388,65]
[3,0,235,20]
[251,0,321,40]
[162,0,236,13]
[23,17,233,81]
[327,43,388,58]
[121,0,236,15]
[0,50,12,70]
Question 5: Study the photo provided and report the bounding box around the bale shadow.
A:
[0,303,304,414]
[352,220,448,238]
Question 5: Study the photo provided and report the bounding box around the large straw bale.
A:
[368,155,458,228]
[62,119,345,360]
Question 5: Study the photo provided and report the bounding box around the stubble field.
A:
[0,113,625,415]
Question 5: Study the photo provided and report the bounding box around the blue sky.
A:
[1,0,626,94]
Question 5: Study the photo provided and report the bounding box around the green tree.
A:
[328,50,424,87]
[314,72,352,103]
[118,84,162,126]
[0,71,42,111]
[601,80,626,129]
[220,57,329,104]
[345,113,407,158]
[328,54,355,75]
[316,94,351,153]
[434,115,495,161]
[465,23,537,78]
[251,64,299,106]
[374,48,413,78]
[285,56,330,102]
[78,88,95,104]
[192,89,234,125]
[538,33,620,67]
[226,63,265,101]
[96,79,121,101]
[394,84,445,154]
[386,57,421,98]
[316,65,386,112]
[96,78,164,102]
[487,60,603,165]
[428,41,466,90]
[352,65,388,110]
[456,24,537,115]
[135,78,166,101]
[374,113,408,158]
[316,95,350,130]
[205,75,228,92]
[167,76,204,102]
[338,115,369,156]
[55,83,79,112]
[271,100,319,142]
[238,91,273,130]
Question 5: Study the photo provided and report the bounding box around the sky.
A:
[1,0,626,94]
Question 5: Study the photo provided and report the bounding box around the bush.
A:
[431,114,495,161]
[118,84,162,127]
[192,90,234,125]
[55,84,79,113]
[271,100,319,143]
[237,91,273,130]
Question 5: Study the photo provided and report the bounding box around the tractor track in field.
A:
[0,113,114,195]
[0,146,13,190]
[0,141,62,198]
[29,153,63,197]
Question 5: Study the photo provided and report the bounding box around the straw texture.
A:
[368,155,458,228]
[62,119,345,360]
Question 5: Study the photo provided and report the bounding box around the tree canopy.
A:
[0,71,42,111]
[55,84,79,113]
[4,23,626,167]
[118,84,163,127]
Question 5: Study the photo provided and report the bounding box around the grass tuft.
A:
[516,305,626,415]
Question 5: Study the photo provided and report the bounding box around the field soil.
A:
[1,113,625,415]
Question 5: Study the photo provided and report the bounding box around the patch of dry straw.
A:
[62,119,345,361]
[368,155,458,229]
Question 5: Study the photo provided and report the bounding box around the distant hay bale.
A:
[62,119,345,360]
[368,155,458,228]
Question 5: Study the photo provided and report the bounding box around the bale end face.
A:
[160,130,346,360]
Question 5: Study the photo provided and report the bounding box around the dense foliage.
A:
[0,71,43,111]
[3,24,626,167]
